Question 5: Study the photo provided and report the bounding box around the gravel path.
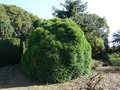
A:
[0,65,119,90]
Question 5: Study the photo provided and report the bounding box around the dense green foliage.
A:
[33,19,42,29]
[0,21,14,39]
[0,4,39,38]
[21,18,92,83]
[52,0,109,60]
[91,37,105,58]
[0,5,10,22]
[0,4,41,58]
[0,38,20,67]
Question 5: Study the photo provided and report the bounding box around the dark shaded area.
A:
[0,64,119,89]
[0,39,21,67]
[0,64,45,89]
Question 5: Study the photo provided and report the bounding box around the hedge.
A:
[0,38,20,67]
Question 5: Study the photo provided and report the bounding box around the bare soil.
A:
[0,64,119,90]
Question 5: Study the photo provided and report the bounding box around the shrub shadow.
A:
[0,64,49,89]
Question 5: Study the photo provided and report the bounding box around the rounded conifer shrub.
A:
[21,18,92,83]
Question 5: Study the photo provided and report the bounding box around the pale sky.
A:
[0,0,120,41]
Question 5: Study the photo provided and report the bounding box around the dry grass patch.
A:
[0,65,120,90]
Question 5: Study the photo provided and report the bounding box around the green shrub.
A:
[109,53,120,66]
[21,18,92,83]
[0,38,21,67]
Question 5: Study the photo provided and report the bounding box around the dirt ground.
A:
[0,64,120,90]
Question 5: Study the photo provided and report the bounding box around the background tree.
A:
[33,19,42,29]
[77,14,109,59]
[112,31,120,46]
[52,0,87,18]
[0,21,14,39]
[0,5,10,23]
[110,31,120,53]
[0,4,40,56]
[52,0,109,60]
[2,5,39,38]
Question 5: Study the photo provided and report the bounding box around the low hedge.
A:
[0,38,21,67]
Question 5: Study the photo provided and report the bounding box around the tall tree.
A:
[52,0,110,59]
[2,5,39,39]
[52,0,87,18]
[0,4,40,56]
[76,14,109,40]
[112,31,120,46]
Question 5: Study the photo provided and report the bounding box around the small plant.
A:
[86,73,103,90]
[79,73,103,90]
[109,53,120,66]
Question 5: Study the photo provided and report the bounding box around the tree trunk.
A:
[20,39,23,58]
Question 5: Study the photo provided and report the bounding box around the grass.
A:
[109,53,120,66]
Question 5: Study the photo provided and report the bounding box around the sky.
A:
[0,0,120,42]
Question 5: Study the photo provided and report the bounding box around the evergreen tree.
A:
[112,31,120,46]
[52,0,87,18]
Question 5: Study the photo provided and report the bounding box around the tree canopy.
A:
[52,0,110,59]
[0,21,14,39]
[52,0,87,18]
[0,4,41,57]
[0,4,40,39]
[112,31,120,46]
